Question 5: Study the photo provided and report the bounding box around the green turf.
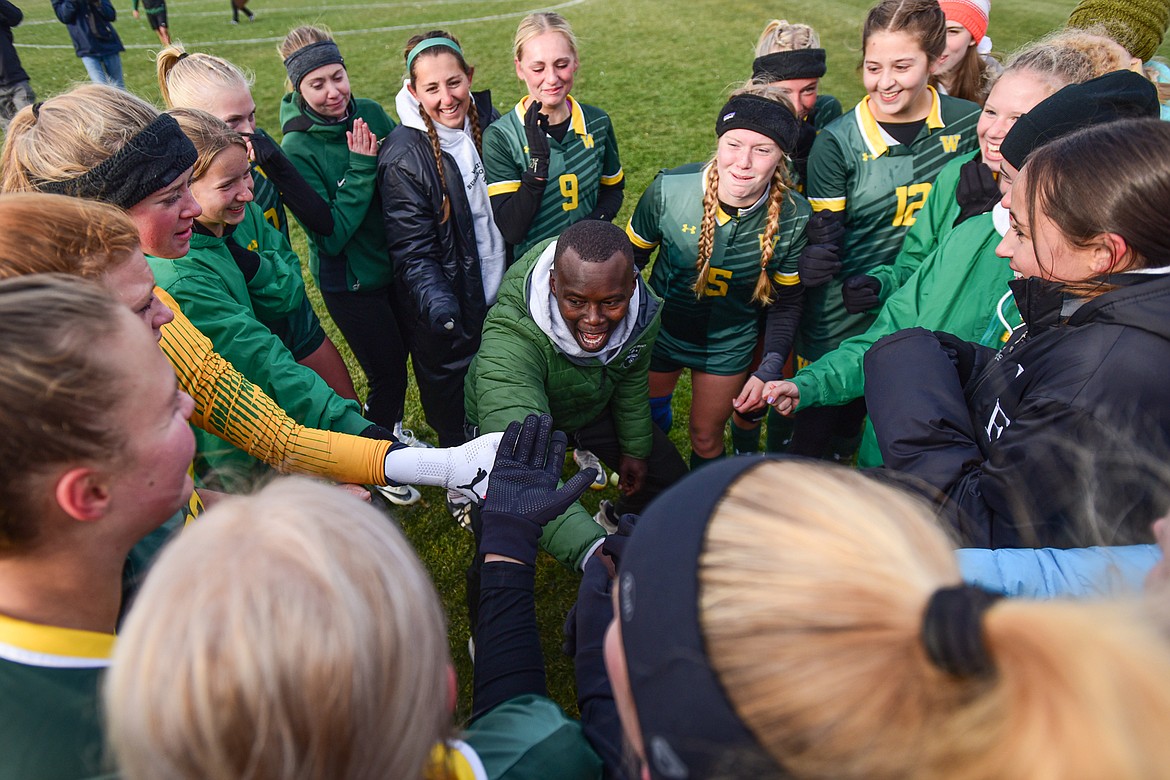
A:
[12,0,1163,719]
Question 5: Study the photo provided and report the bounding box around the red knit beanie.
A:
[939,0,990,43]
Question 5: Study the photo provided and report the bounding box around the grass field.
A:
[14,0,1167,718]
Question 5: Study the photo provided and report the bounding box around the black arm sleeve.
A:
[572,559,625,777]
[471,561,547,721]
[632,246,654,273]
[585,180,624,223]
[250,133,335,237]
[489,172,548,246]
[752,283,805,382]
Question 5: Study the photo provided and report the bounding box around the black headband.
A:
[283,40,345,92]
[752,48,827,82]
[716,93,801,154]
[921,585,1003,678]
[619,457,790,780]
[1001,70,1160,170]
[37,113,197,210]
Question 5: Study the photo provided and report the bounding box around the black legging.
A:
[320,287,408,430]
[231,0,253,22]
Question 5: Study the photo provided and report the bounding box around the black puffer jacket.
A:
[865,272,1170,549]
[378,90,499,339]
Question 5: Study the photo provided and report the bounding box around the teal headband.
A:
[406,37,464,72]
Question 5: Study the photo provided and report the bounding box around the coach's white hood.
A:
[527,239,641,365]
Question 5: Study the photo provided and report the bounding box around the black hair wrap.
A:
[36,113,197,210]
[283,40,345,93]
[921,584,1003,679]
[619,457,791,780]
[1000,70,1160,170]
[752,48,827,82]
[715,93,801,154]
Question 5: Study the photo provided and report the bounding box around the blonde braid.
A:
[468,100,483,157]
[419,108,451,224]
[692,162,720,299]
[752,167,792,305]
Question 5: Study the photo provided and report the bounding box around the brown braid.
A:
[752,166,793,305]
[692,161,720,299]
[468,100,483,156]
[419,108,451,224]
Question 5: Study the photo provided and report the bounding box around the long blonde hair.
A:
[105,477,453,780]
[699,461,1170,779]
[696,83,794,305]
[0,84,158,193]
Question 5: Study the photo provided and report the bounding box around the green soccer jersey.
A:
[0,614,114,780]
[628,163,809,375]
[800,86,979,361]
[484,96,623,259]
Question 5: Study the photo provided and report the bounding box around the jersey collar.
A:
[514,95,587,137]
[0,613,114,669]
[856,85,946,159]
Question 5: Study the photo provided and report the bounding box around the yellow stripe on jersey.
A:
[0,614,115,661]
[856,98,889,159]
[600,169,625,186]
[925,85,945,129]
[626,222,658,250]
[772,270,801,286]
[488,180,522,197]
[808,197,846,212]
[154,288,390,486]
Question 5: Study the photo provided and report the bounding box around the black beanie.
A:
[715,93,801,153]
[1001,69,1160,169]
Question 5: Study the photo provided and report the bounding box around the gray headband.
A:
[283,40,345,92]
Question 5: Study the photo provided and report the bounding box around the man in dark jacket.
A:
[0,0,32,128]
[465,219,687,570]
[52,0,124,88]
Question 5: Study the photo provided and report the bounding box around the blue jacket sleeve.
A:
[959,545,1160,598]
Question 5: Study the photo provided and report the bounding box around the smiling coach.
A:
[465,219,686,569]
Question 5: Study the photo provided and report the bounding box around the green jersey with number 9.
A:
[483,95,623,260]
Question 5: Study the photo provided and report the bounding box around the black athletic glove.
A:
[523,101,550,180]
[953,157,1000,227]
[934,330,978,387]
[479,414,596,566]
[842,273,882,314]
[799,243,842,288]
[806,209,846,247]
[224,236,262,282]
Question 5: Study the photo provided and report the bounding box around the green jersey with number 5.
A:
[799,86,978,361]
[483,96,623,259]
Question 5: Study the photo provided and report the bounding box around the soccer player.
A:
[792,0,980,460]
[483,12,624,265]
[627,85,810,470]
[132,0,170,46]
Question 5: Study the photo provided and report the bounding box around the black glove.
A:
[842,274,882,314]
[479,414,596,566]
[934,330,978,387]
[953,157,1000,227]
[523,101,550,180]
[799,243,842,288]
[225,236,262,282]
[806,209,846,247]
[244,130,278,167]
